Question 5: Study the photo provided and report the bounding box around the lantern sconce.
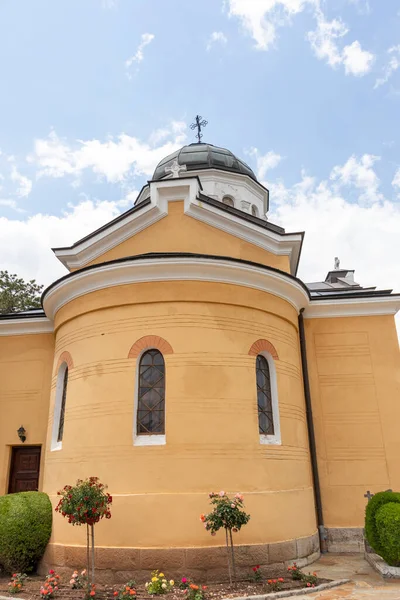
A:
[17,426,26,443]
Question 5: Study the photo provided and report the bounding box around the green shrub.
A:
[375,503,400,566]
[365,491,400,555]
[0,492,52,573]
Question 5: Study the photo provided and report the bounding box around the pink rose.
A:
[219,491,225,497]
[231,504,235,508]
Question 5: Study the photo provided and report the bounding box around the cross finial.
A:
[165,159,187,179]
[334,257,340,270]
[190,115,208,143]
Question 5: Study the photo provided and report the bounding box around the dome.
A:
[152,143,257,182]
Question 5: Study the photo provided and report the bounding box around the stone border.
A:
[325,527,364,553]
[40,533,320,584]
[365,552,400,579]
[225,579,351,600]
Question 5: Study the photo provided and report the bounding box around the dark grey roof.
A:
[152,143,257,182]
[306,268,393,298]
[0,308,46,320]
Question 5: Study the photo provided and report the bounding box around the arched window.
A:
[136,350,165,437]
[222,195,235,207]
[255,353,281,444]
[57,367,68,442]
[256,355,274,435]
[251,204,259,217]
[51,362,69,451]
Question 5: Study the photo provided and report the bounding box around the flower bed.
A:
[0,570,331,600]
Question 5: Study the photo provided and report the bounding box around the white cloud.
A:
[227,0,374,76]
[330,154,382,203]
[0,199,21,211]
[342,40,374,76]
[307,12,347,67]
[10,165,32,197]
[247,148,283,180]
[375,45,400,88]
[125,33,155,76]
[207,31,228,51]
[307,10,373,75]
[227,0,315,50]
[29,121,187,184]
[0,199,122,286]
[392,167,400,191]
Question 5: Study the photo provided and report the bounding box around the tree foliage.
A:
[0,270,43,314]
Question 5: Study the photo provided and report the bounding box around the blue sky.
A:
[0,0,399,314]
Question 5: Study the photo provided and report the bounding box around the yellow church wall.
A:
[81,202,291,273]
[304,314,400,529]
[0,333,54,494]
[43,280,317,550]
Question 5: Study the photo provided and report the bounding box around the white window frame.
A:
[257,351,281,445]
[133,348,166,447]
[51,362,68,451]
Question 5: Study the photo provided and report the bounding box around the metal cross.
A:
[364,490,374,502]
[190,115,208,143]
[164,159,187,179]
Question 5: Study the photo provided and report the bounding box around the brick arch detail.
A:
[128,335,174,359]
[248,339,279,360]
[56,350,74,371]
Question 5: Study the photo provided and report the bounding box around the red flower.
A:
[256,565,260,569]
[49,570,55,575]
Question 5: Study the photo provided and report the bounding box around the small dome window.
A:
[251,205,259,217]
[222,196,235,208]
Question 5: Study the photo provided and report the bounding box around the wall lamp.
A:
[17,426,26,443]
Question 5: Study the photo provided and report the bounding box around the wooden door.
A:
[8,446,41,493]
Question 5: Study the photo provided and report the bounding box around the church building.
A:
[1,140,400,580]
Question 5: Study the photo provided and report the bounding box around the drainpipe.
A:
[298,308,328,553]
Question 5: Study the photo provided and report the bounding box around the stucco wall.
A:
[304,314,400,530]
[83,202,291,273]
[0,333,54,494]
[43,280,316,551]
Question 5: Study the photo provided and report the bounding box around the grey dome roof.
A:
[152,143,257,182]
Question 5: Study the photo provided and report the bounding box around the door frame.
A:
[7,445,42,494]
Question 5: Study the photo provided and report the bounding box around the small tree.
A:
[55,477,112,584]
[200,492,250,585]
[0,270,43,314]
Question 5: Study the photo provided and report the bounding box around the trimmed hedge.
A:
[365,491,400,555]
[375,503,400,566]
[0,491,52,573]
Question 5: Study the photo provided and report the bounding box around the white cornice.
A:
[43,256,310,320]
[52,177,302,275]
[53,201,168,270]
[186,199,302,274]
[0,317,54,336]
[305,296,400,318]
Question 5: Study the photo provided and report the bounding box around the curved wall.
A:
[42,280,317,575]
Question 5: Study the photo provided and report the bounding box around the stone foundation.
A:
[325,527,364,553]
[40,532,320,584]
